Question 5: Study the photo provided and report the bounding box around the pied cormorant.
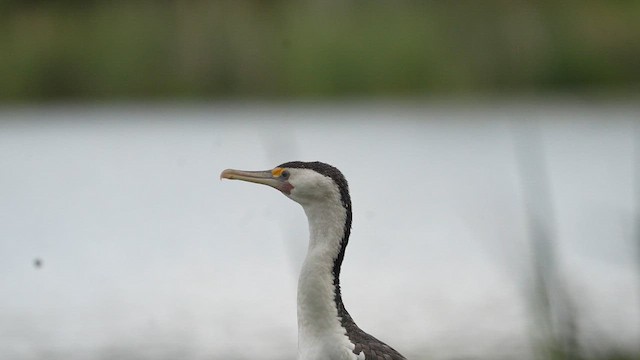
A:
[221,161,406,360]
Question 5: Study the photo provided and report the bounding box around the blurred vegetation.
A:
[1,0,639,101]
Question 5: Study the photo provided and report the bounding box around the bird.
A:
[221,161,406,360]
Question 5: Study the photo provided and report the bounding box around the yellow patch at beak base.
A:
[271,167,284,177]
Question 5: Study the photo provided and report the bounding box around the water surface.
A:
[1,101,638,359]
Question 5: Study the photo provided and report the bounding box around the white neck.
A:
[296,197,360,360]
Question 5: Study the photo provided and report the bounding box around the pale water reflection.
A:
[0,101,638,359]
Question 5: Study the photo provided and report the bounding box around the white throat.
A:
[295,193,361,360]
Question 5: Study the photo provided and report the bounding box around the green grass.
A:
[1,1,640,101]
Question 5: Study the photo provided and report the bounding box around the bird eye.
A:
[281,170,290,179]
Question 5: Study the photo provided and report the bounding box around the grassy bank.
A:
[1,1,639,101]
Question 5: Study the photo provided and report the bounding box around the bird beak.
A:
[220,168,289,193]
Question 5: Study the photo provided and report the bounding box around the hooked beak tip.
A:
[220,169,233,180]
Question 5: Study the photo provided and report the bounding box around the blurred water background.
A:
[1,1,640,360]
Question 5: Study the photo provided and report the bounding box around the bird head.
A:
[220,161,350,208]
